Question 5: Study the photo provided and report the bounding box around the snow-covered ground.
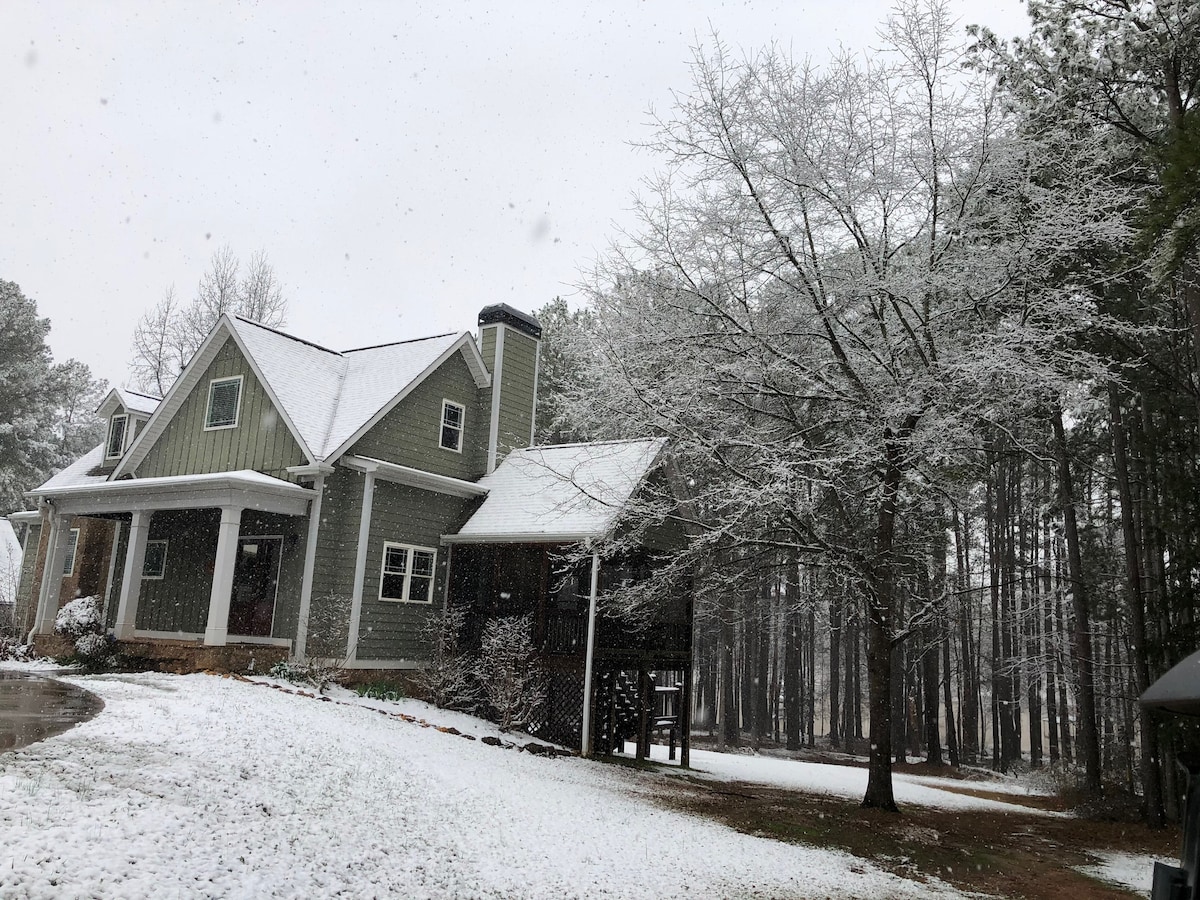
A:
[641,743,1065,815]
[0,670,964,899]
[1077,850,1176,895]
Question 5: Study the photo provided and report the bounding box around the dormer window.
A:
[205,376,243,430]
[440,399,464,452]
[105,414,128,460]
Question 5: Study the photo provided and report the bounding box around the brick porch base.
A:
[33,634,289,675]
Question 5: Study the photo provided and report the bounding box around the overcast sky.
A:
[3,0,1031,391]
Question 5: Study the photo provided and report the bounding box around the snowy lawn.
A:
[642,743,1065,815]
[0,671,963,899]
[1077,850,1177,896]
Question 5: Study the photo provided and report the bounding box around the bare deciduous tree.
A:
[128,245,288,395]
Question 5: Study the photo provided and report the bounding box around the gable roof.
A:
[114,315,492,477]
[445,438,666,543]
[96,388,161,420]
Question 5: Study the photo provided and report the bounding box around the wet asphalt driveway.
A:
[0,670,103,752]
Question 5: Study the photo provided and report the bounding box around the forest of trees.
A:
[537,0,1200,820]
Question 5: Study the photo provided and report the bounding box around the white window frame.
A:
[105,414,128,460]
[439,399,465,453]
[204,375,244,431]
[62,527,81,577]
[378,542,437,604]
[142,540,168,580]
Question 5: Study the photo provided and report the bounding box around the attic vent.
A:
[205,376,243,430]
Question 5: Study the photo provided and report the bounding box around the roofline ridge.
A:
[341,331,460,354]
[120,387,163,401]
[232,314,343,356]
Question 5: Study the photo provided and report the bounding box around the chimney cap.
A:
[478,303,542,339]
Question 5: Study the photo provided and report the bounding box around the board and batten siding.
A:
[130,508,305,639]
[135,336,305,481]
[349,351,487,480]
[355,480,476,661]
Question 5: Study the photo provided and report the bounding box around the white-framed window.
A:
[440,399,464,452]
[205,375,243,430]
[105,414,128,459]
[379,542,437,603]
[62,527,81,577]
[142,540,168,579]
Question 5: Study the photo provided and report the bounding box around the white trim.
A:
[61,527,81,577]
[129,629,291,648]
[345,471,376,659]
[342,456,487,498]
[294,472,326,661]
[486,324,505,474]
[439,398,465,453]
[529,338,541,445]
[105,414,129,459]
[442,530,596,545]
[141,539,168,580]
[101,520,123,625]
[7,510,41,525]
[35,469,315,518]
[378,542,436,604]
[324,333,491,465]
[204,374,244,431]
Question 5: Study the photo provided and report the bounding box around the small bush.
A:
[355,680,407,702]
[475,614,545,733]
[268,659,341,694]
[412,606,477,710]
[54,596,115,670]
[0,633,34,662]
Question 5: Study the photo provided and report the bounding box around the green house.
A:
[10,304,692,757]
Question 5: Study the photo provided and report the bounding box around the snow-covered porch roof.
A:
[443,438,666,545]
[29,470,315,518]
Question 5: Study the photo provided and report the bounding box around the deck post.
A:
[580,549,601,757]
[681,664,692,768]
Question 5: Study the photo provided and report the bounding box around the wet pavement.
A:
[0,670,104,752]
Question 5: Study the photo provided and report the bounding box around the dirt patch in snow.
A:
[656,773,1178,899]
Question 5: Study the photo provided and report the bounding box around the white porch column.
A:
[580,550,602,758]
[294,473,326,661]
[114,510,152,640]
[345,469,376,661]
[204,506,243,647]
[31,513,69,639]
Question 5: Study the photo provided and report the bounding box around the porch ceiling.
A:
[30,469,315,517]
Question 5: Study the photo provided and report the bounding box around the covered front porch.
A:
[29,471,316,662]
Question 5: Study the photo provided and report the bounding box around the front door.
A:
[227,536,282,638]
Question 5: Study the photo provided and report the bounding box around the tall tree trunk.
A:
[1108,385,1164,826]
[1052,406,1102,794]
[829,594,842,747]
[784,551,802,752]
[862,430,905,812]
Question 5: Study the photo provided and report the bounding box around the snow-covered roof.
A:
[34,443,108,491]
[225,317,486,460]
[96,387,162,420]
[116,388,161,417]
[447,438,666,543]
